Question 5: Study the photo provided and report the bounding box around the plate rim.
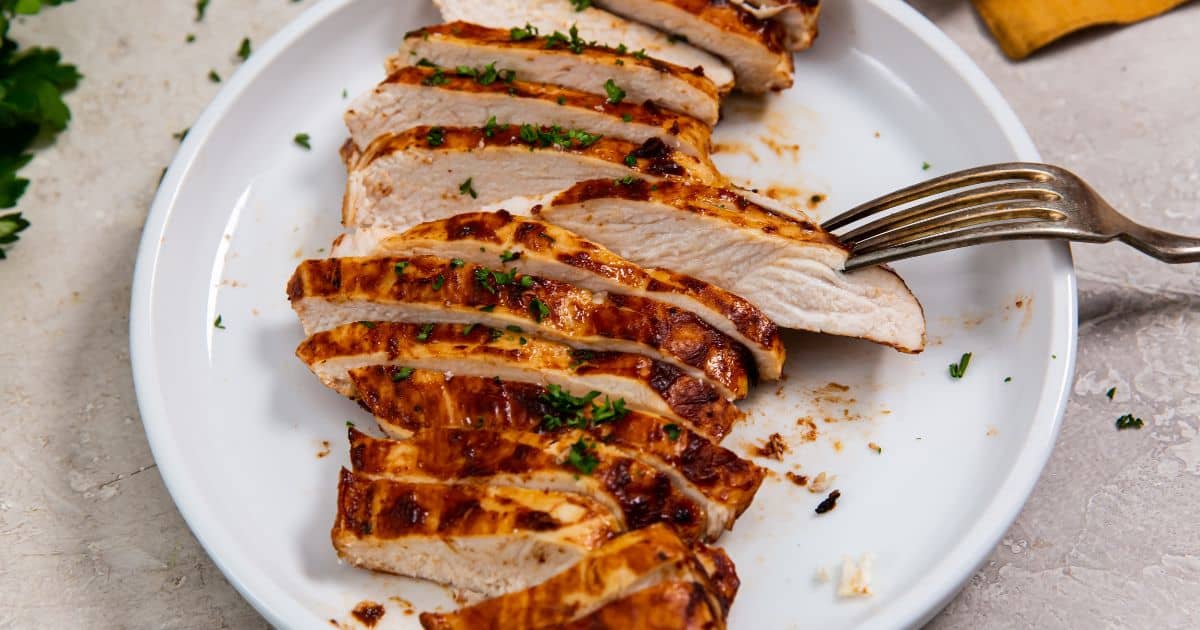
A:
[128,1,1078,628]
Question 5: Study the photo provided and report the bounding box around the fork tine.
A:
[837,182,1062,245]
[821,162,1055,231]
[843,222,1079,271]
[850,202,1066,255]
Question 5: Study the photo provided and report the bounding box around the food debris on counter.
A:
[948,352,972,379]
[786,471,808,486]
[814,566,831,583]
[755,432,790,460]
[837,554,875,598]
[868,442,881,454]
[814,489,841,514]
[316,440,330,458]
[808,471,833,493]
[1116,414,1144,430]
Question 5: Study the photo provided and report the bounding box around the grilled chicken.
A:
[349,427,717,542]
[295,322,744,441]
[729,0,821,51]
[390,22,722,125]
[538,179,926,352]
[349,367,765,527]
[342,128,722,233]
[593,0,793,93]
[559,581,723,630]
[333,469,618,596]
[345,66,713,161]
[431,1,736,92]
[354,211,786,379]
[419,524,736,630]
[288,256,754,399]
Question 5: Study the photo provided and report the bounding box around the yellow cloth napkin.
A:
[973,0,1192,59]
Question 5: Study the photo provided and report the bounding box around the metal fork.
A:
[821,162,1200,271]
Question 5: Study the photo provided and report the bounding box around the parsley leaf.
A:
[391,366,415,382]
[208,69,221,83]
[663,423,681,441]
[948,352,972,379]
[570,0,591,10]
[1115,414,1144,430]
[529,297,550,322]
[510,23,539,41]
[394,261,409,274]
[603,78,625,104]
[499,250,521,263]
[427,126,446,146]
[566,438,599,474]
[194,0,209,21]
[1105,387,1116,400]
[237,37,252,62]
[293,133,311,150]
[458,177,477,198]
[432,274,445,290]
[416,322,435,342]
[213,314,225,329]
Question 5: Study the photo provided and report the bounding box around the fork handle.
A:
[1118,220,1200,263]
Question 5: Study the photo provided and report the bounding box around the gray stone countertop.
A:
[1,1,1196,627]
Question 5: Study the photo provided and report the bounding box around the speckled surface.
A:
[1,2,1197,628]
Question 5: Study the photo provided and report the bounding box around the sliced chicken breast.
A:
[431,1,736,91]
[538,179,927,353]
[343,127,723,233]
[362,211,786,379]
[295,321,743,441]
[333,469,618,596]
[559,581,724,630]
[349,367,765,527]
[593,0,793,93]
[349,427,715,542]
[345,66,713,161]
[419,524,730,630]
[288,255,754,399]
[728,0,821,51]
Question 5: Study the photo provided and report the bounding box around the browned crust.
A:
[389,211,784,364]
[403,21,720,100]
[356,127,719,184]
[348,428,708,544]
[558,582,724,629]
[418,524,704,630]
[649,0,790,53]
[333,468,615,541]
[380,66,711,150]
[692,545,740,613]
[547,178,846,249]
[289,255,754,398]
[348,367,764,517]
[295,322,743,441]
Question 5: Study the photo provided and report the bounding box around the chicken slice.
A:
[729,0,821,51]
[537,179,926,352]
[557,581,724,630]
[593,0,793,93]
[345,66,713,161]
[342,127,723,233]
[431,1,736,91]
[358,211,786,379]
[418,524,732,630]
[349,367,765,528]
[333,469,618,596]
[295,321,743,441]
[288,255,753,399]
[349,427,715,542]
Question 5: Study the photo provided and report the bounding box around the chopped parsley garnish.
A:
[427,126,446,146]
[186,33,196,43]
[462,323,477,335]
[293,133,311,150]
[603,79,625,104]
[948,352,972,379]
[492,268,518,285]
[450,258,465,268]
[541,385,627,431]
[545,24,591,54]
[208,69,221,83]
[173,128,189,142]
[614,59,624,66]
[479,304,496,312]
[520,275,534,289]
[623,154,637,167]
[483,115,508,138]
[499,250,521,263]
[922,161,931,171]
[1004,376,1012,383]
[432,274,445,290]
[1105,387,1116,400]
[489,327,504,341]
[341,88,348,98]
[621,113,632,122]
[568,349,595,369]
[570,0,591,11]
[529,297,550,322]
[459,177,477,198]
[516,124,602,149]
[632,49,648,60]
[1115,414,1144,430]
[422,68,448,86]
[237,37,252,61]
[616,175,636,185]
[391,367,415,381]
[591,397,628,425]
[556,96,566,105]
[666,33,688,44]
[213,315,225,329]
[358,321,376,329]
[566,438,599,474]
[416,57,438,68]
[475,267,496,293]
[506,325,523,333]
[195,0,210,21]
[510,23,539,41]
[416,323,435,341]
[394,261,409,274]
[663,423,681,441]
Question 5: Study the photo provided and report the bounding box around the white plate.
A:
[130,1,1077,628]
